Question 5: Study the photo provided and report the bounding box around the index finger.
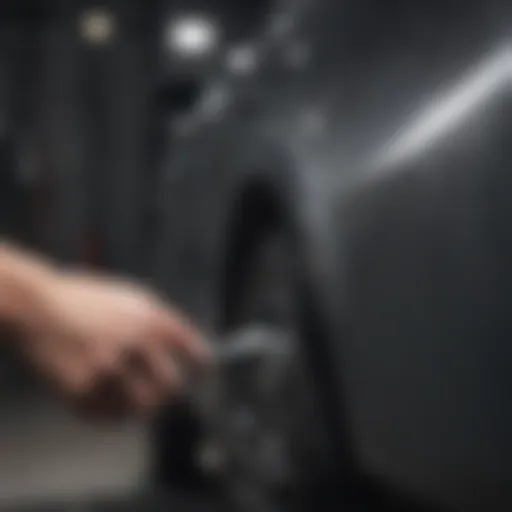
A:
[155,308,212,366]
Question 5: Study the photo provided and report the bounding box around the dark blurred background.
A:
[0,0,279,508]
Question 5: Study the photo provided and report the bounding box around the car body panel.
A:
[153,0,512,508]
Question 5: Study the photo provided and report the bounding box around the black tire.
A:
[216,228,340,512]
[153,399,205,489]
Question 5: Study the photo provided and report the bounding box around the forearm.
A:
[0,241,57,332]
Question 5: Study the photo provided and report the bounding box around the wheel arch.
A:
[216,162,354,480]
[219,177,288,330]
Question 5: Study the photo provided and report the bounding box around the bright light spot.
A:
[79,8,116,45]
[166,15,219,59]
[378,43,512,167]
[226,45,259,76]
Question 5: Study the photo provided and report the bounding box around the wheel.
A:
[215,229,340,512]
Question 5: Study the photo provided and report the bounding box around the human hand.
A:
[19,270,210,421]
